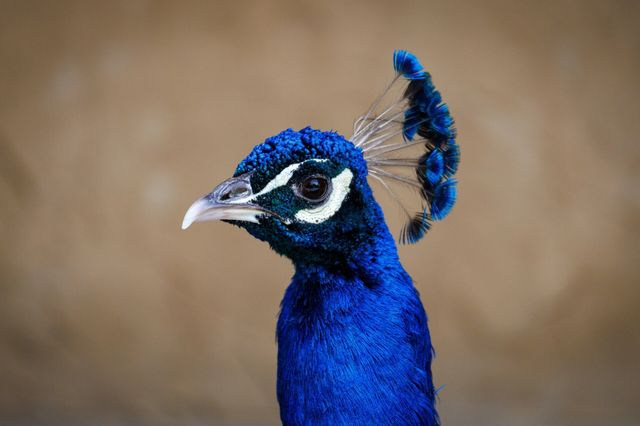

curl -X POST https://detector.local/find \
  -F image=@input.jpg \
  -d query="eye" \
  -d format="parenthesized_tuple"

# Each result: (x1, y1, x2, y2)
(296, 174, 331, 202)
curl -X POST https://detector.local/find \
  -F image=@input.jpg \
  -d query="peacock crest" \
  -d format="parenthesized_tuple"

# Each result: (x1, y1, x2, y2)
(352, 50, 459, 244)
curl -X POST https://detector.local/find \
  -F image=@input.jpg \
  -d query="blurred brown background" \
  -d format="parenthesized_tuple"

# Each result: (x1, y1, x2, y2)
(1, 0, 639, 425)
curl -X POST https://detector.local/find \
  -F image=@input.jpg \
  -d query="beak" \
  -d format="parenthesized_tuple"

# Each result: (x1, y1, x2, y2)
(181, 173, 280, 230)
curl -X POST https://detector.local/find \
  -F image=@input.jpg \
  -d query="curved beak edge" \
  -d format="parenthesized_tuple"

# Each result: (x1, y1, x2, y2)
(181, 198, 264, 230)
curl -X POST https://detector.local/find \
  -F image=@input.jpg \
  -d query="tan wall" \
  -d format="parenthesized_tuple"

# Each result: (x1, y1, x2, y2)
(0, 1, 638, 424)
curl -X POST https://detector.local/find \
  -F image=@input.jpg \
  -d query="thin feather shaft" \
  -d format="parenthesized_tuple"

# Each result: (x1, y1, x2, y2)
(368, 159, 420, 167)
(354, 101, 403, 140)
(369, 167, 421, 189)
(358, 110, 408, 149)
(354, 105, 407, 147)
(368, 173, 413, 219)
(353, 75, 400, 143)
(363, 139, 427, 158)
(360, 126, 411, 152)
(361, 115, 432, 153)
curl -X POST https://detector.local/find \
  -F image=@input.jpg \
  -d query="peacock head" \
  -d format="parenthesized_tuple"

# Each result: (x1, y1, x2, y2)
(182, 50, 460, 264)
(182, 127, 380, 263)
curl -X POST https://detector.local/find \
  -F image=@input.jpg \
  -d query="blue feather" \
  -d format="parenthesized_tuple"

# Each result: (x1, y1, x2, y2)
(393, 50, 426, 80)
(385, 50, 458, 239)
(430, 105, 453, 137)
(430, 178, 457, 221)
(401, 209, 432, 244)
(403, 107, 422, 141)
(442, 141, 460, 177)
(424, 149, 444, 185)
(401, 71, 455, 147)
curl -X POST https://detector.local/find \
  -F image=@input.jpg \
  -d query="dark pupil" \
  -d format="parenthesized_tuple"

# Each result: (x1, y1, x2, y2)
(301, 176, 327, 200)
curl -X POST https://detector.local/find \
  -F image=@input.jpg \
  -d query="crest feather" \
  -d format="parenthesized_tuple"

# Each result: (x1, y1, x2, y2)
(353, 50, 459, 244)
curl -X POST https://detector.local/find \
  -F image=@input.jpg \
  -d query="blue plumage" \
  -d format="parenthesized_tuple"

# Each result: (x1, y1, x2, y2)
(424, 149, 445, 185)
(394, 49, 426, 80)
(389, 50, 459, 233)
(401, 209, 432, 245)
(443, 142, 460, 177)
(430, 179, 458, 221)
(403, 107, 423, 141)
(182, 50, 458, 425)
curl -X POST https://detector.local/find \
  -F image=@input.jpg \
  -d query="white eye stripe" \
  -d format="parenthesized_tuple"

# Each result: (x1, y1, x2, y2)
(225, 158, 353, 225)
(227, 159, 328, 204)
(255, 162, 304, 198)
(295, 168, 353, 224)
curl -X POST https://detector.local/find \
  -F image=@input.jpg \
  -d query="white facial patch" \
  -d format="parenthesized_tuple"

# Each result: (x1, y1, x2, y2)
(223, 158, 352, 225)
(295, 168, 353, 224)
(226, 159, 328, 204)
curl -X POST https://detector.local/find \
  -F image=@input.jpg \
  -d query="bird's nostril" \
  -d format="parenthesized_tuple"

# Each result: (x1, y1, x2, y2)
(220, 183, 251, 201)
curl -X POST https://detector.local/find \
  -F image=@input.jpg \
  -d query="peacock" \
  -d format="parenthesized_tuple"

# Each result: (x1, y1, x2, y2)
(182, 50, 458, 425)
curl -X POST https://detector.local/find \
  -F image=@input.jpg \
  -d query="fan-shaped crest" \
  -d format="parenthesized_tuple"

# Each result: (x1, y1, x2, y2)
(352, 50, 459, 244)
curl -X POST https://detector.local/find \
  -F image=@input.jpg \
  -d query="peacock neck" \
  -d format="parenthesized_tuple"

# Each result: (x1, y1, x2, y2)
(290, 202, 404, 285)
(276, 220, 438, 425)
(282, 226, 412, 349)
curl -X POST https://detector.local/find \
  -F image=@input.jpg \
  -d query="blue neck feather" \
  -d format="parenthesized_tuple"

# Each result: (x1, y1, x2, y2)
(276, 201, 439, 425)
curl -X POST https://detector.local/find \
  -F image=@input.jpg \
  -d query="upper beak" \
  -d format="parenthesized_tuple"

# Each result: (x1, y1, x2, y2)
(181, 173, 277, 230)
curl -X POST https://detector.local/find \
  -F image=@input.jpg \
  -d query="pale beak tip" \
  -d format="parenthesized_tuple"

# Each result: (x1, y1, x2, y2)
(181, 214, 195, 230)
(181, 199, 206, 230)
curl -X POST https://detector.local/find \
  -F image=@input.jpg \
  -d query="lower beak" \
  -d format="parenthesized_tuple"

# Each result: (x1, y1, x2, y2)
(181, 198, 267, 230)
